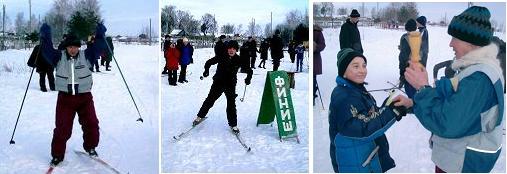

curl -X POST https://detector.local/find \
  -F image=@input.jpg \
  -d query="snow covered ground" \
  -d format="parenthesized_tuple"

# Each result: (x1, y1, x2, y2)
(0, 43, 159, 173)
(313, 26, 506, 172)
(161, 48, 309, 172)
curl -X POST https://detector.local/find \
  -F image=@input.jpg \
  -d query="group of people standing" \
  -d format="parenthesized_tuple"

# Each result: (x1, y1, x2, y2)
(326, 6, 505, 173)
(162, 35, 194, 86)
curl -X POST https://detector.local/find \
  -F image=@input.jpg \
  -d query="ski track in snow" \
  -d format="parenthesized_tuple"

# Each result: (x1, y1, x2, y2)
(162, 48, 309, 172)
(313, 26, 506, 172)
(0, 43, 159, 174)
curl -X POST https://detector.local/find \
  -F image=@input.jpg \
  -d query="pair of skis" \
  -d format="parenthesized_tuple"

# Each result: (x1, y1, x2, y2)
(45, 151, 121, 174)
(172, 117, 251, 152)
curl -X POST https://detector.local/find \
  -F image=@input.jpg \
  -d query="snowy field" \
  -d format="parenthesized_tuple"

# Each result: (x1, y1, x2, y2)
(313, 26, 506, 172)
(0, 43, 159, 173)
(162, 48, 309, 172)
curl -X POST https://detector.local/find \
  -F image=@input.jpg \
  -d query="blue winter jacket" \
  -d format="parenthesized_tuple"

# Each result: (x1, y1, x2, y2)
(180, 44, 194, 65)
(329, 76, 397, 173)
(413, 43, 504, 172)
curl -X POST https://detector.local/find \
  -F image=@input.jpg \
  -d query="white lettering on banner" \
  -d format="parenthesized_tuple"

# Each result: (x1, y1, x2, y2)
(276, 87, 286, 98)
(283, 121, 293, 131)
(274, 75, 293, 132)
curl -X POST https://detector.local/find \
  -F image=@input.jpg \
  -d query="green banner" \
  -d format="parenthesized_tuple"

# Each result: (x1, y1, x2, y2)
(257, 71, 298, 142)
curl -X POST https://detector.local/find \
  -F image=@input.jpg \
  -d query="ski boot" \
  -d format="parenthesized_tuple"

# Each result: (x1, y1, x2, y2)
(50, 157, 63, 166)
(192, 117, 205, 126)
(230, 126, 240, 134)
(86, 148, 98, 157)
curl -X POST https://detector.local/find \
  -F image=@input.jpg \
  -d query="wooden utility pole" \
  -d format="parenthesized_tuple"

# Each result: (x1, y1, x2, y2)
(29, 0, 32, 32)
(2, 4, 5, 50)
(149, 18, 152, 46)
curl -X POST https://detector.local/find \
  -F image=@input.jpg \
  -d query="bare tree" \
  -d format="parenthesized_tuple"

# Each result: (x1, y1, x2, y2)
(200, 13, 217, 36)
(221, 23, 234, 35)
(15, 12, 26, 34)
(337, 7, 347, 16)
(264, 23, 271, 38)
(44, 0, 74, 41)
(235, 24, 242, 35)
(320, 2, 333, 18)
(161, 5, 176, 34)
(286, 9, 304, 29)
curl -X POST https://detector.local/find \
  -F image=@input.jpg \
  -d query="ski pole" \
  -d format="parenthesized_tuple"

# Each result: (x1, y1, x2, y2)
(386, 81, 406, 94)
(315, 79, 325, 110)
(368, 87, 399, 93)
(103, 38, 143, 122)
(240, 85, 247, 102)
(10, 45, 42, 144)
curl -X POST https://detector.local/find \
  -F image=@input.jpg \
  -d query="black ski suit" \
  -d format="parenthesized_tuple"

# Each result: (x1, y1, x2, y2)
(197, 54, 253, 127)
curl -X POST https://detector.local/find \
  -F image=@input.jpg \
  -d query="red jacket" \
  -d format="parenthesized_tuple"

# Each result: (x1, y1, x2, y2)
(165, 47, 180, 70)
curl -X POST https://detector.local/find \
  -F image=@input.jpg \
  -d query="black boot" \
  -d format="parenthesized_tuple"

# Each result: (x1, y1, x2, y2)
(86, 148, 98, 157)
(50, 157, 63, 166)
(230, 126, 240, 134)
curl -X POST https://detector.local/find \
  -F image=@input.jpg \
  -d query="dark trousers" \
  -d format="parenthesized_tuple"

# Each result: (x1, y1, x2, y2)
(273, 59, 280, 71)
(197, 81, 238, 127)
(250, 56, 256, 68)
(39, 71, 55, 90)
(435, 166, 446, 173)
(296, 57, 303, 72)
(105, 60, 111, 70)
(100, 57, 105, 66)
(168, 70, 177, 85)
(179, 65, 188, 82)
(290, 53, 296, 63)
(258, 59, 266, 68)
(313, 75, 317, 105)
(51, 92, 99, 159)
(92, 59, 100, 71)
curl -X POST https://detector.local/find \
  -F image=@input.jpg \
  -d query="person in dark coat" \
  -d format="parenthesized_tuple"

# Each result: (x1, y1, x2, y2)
(161, 35, 171, 74)
(214, 35, 226, 58)
(288, 40, 296, 63)
(270, 29, 284, 71)
(329, 48, 408, 173)
(39, 23, 107, 166)
(193, 40, 253, 134)
(295, 43, 305, 72)
(57, 34, 68, 50)
(248, 36, 259, 69)
(313, 25, 326, 105)
(239, 42, 250, 72)
(398, 19, 419, 98)
(416, 16, 429, 67)
(257, 39, 269, 69)
(86, 35, 101, 72)
(165, 42, 180, 86)
(27, 44, 55, 92)
(178, 37, 193, 83)
(102, 36, 114, 71)
(339, 9, 363, 53)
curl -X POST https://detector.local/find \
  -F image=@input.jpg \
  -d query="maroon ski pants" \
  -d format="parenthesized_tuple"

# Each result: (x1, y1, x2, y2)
(51, 92, 99, 159)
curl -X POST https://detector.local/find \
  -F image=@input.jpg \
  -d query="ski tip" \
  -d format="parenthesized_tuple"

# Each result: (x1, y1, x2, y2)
(247, 147, 252, 152)
(136, 118, 144, 122)
(9, 140, 15, 144)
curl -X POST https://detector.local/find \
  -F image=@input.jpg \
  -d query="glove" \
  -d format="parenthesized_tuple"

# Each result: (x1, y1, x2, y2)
(245, 78, 251, 85)
(203, 69, 209, 77)
(390, 104, 408, 121)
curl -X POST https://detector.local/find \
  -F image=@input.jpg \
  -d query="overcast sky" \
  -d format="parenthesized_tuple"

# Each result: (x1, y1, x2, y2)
(161, 0, 309, 30)
(323, 2, 505, 26)
(1, 0, 159, 36)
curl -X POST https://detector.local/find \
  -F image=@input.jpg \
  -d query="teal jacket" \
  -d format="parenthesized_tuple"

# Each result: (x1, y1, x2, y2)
(413, 43, 504, 172)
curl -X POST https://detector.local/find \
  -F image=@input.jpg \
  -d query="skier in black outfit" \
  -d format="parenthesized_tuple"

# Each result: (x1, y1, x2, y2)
(258, 39, 269, 69)
(193, 40, 253, 134)
(162, 34, 171, 74)
(248, 36, 259, 69)
(270, 30, 284, 71)
(214, 35, 226, 58)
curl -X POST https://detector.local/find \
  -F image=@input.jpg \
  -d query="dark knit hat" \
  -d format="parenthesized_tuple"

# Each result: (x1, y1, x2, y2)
(416, 16, 427, 26)
(350, 9, 360, 17)
(63, 34, 81, 47)
(448, 6, 492, 46)
(225, 40, 239, 50)
(405, 19, 417, 32)
(337, 48, 366, 77)
(219, 35, 226, 39)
